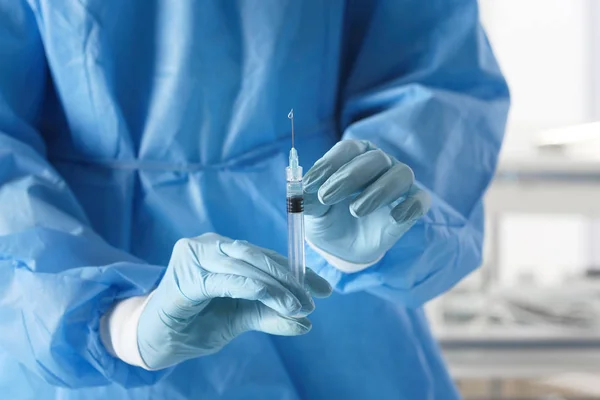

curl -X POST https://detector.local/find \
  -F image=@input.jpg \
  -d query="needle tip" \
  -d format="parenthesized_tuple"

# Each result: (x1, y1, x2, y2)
(288, 109, 295, 148)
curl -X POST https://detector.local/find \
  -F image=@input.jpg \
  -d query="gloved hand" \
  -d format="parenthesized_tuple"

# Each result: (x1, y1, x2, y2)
(303, 140, 431, 266)
(137, 233, 332, 370)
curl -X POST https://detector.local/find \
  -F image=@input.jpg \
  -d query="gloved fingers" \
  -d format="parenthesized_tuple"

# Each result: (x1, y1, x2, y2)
(172, 237, 307, 316)
(255, 247, 288, 265)
(232, 301, 312, 337)
(303, 140, 374, 193)
(303, 190, 330, 217)
(317, 149, 394, 205)
(247, 245, 332, 299)
(219, 256, 312, 317)
(217, 240, 316, 316)
(162, 271, 301, 320)
(349, 163, 414, 217)
(387, 187, 431, 238)
(305, 268, 333, 298)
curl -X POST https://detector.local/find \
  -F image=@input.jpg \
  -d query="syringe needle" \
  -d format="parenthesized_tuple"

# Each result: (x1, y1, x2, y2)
(288, 109, 295, 148)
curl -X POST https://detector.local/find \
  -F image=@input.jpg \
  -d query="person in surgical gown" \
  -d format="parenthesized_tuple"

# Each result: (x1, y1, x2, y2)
(0, 0, 509, 399)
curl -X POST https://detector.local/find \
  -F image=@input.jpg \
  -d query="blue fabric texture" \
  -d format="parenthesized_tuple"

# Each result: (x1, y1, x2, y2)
(0, 0, 509, 398)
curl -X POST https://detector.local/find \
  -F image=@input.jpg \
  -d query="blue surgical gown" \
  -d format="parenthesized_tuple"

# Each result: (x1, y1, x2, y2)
(0, 0, 509, 398)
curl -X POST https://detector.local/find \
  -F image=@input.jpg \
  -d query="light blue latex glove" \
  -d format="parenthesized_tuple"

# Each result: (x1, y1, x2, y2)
(137, 233, 332, 370)
(303, 140, 431, 265)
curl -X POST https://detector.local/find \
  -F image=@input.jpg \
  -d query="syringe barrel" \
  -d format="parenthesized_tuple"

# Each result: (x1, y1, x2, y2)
(286, 174, 305, 285)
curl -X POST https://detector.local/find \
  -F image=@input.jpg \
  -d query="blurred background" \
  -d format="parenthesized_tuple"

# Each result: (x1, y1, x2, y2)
(426, 1, 600, 398)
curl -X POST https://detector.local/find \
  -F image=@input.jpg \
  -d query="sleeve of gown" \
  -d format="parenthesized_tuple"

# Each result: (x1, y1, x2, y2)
(306, 0, 510, 307)
(0, 1, 169, 388)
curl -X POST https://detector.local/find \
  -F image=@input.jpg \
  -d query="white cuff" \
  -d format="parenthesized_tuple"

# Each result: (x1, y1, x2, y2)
(100, 292, 155, 370)
(306, 239, 382, 273)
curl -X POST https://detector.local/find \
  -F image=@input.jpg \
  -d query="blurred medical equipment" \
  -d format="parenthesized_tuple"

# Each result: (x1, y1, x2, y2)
(428, 149, 600, 399)
(286, 110, 306, 285)
(134, 233, 330, 370)
(437, 285, 600, 330)
(433, 278, 600, 399)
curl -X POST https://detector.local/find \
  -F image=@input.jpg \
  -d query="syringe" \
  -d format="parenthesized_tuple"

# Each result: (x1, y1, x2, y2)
(286, 109, 306, 285)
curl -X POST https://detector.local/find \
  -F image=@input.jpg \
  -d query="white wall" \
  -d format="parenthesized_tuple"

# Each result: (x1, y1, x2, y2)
(480, 0, 594, 155)
(478, 0, 599, 287)
(499, 214, 589, 286)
